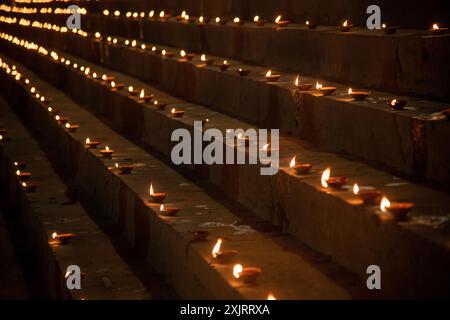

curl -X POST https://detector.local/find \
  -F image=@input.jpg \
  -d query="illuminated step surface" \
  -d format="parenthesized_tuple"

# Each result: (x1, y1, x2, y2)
(1, 48, 449, 298)
(0, 57, 370, 300)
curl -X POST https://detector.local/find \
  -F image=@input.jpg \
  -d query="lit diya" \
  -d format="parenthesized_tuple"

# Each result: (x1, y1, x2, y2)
(128, 86, 140, 97)
(215, 17, 228, 25)
(149, 183, 167, 203)
(180, 50, 195, 61)
(340, 20, 353, 32)
(100, 146, 114, 157)
(40, 96, 51, 104)
(101, 74, 115, 82)
(294, 75, 312, 91)
(138, 89, 153, 103)
(212, 238, 238, 264)
(441, 108, 450, 120)
(348, 88, 369, 101)
(289, 156, 312, 175)
(21, 181, 37, 193)
(380, 196, 414, 221)
(238, 68, 251, 76)
(110, 81, 124, 91)
(161, 50, 175, 58)
(115, 162, 133, 174)
(65, 123, 79, 132)
(220, 60, 230, 71)
(321, 168, 347, 189)
(14, 161, 26, 170)
(200, 54, 215, 66)
(175, 11, 187, 21)
(85, 138, 100, 149)
(388, 99, 408, 111)
(430, 23, 448, 35)
(55, 115, 69, 125)
(265, 70, 281, 82)
(353, 184, 382, 205)
(51, 232, 75, 245)
(153, 100, 167, 110)
(275, 15, 289, 28)
(198, 16, 210, 24)
(171, 108, 185, 118)
(306, 20, 318, 29)
(253, 16, 266, 26)
(47, 106, 59, 115)
(192, 230, 209, 241)
(233, 17, 244, 25)
(160, 204, 179, 217)
(316, 82, 337, 96)
(382, 24, 398, 35)
(233, 264, 261, 284)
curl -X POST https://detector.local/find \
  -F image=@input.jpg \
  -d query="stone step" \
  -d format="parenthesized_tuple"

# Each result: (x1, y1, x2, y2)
(0, 205, 28, 299)
(0, 55, 372, 300)
(1, 27, 449, 185)
(3, 8, 449, 100)
(1, 36, 450, 298)
(0, 98, 152, 300)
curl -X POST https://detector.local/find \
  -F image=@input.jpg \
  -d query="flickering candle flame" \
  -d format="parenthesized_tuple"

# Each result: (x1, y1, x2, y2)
(95, 32, 101, 39)
(105, 146, 110, 151)
(103, 10, 109, 16)
(180, 50, 186, 57)
(131, 40, 137, 47)
(289, 156, 296, 168)
(111, 81, 116, 88)
(149, 10, 155, 18)
(343, 20, 348, 27)
(199, 16, 204, 23)
(85, 138, 90, 144)
(115, 163, 119, 168)
(234, 17, 240, 24)
(212, 238, 222, 258)
(266, 70, 272, 77)
(267, 293, 276, 300)
(162, 50, 167, 56)
(93, 72, 97, 79)
(184, 15, 190, 21)
(140, 89, 145, 98)
(433, 23, 439, 30)
(321, 168, 331, 188)
(295, 75, 300, 86)
(133, 12, 138, 18)
(159, 11, 165, 18)
(126, 12, 132, 18)
(128, 86, 134, 92)
(113, 38, 118, 44)
(160, 204, 165, 211)
(316, 82, 323, 90)
(275, 15, 282, 24)
(52, 232, 58, 239)
(149, 183, 155, 195)
(215, 17, 220, 23)
(254, 16, 260, 22)
(382, 23, 386, 29)
(84, 67, 90, 75)
(152, 46, 157, 52)
(55, 115, 60, 121)
(125, 40, 130, 46)
(171, 108, 176, 114)
(233, 264, 243, 278)
(348, 88, 353, 95)
(306, 20, 310, 26)
(353, 183, 359, 195)
(201, 54, 206, 62)
(65, 123, 70, 128)
(380, 196, 391, 212)
(390, 99, 397, 106)
(16, 170, 20, 176)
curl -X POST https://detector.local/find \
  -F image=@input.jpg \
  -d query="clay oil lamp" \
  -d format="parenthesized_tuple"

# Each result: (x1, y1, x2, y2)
(85, 137, 100, 149)
(388, 99, 407, 111)
(55, 115, 69, 125)
(138, 89, 153, 103)
(201, 54, 215, 66)
(306, 20, 318, 29)
(65, 122, 79, 132)
(21, 181, 37, 193)
(100, 146, 114, 158)
(430, 23, 448, 35)
(180, 50, 195, 61)
(220, 60, 230, 71)
(316, 82, 337, 96)
(265, 70, 281, 82)
(441, 108, 450, 120)
(353, 183, 382, 205)
(171, 108, 185, 118)
(321, 167, 347, 190)
(115, 162, 133, 174)
(51, 232, 75, 245)
(340, 20, 353, 32)
(275, 15, 289, 28)
(238, 68, 251, 76)
(215, 17, 228, 25)
(254, 16, 266, 26)
(289, 156, 312, 175)
(160, 204, 179, 217)
(176, 10, 187, 21)
(14, 161, 26, 170)
(380, 196, 414, 221)
(233, 264, 261, 284)
(294, 75, 312, 91)
(16, 170, 31, 181)
(110, 81, 124, 91)
(149, 183, 167, 203)
(212, 238, 238, 264)
(382, 23, 398, 35)
(161, 49, 175, 58)
(233, 17, 244, 26)
(128, 86, 140, 97)
(348, 88, 369, 101)
(192, 230, 209, 242)
(153, 100, 167, 110)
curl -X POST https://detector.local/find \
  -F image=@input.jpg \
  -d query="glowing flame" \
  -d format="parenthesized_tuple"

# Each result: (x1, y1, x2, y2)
(199, 16, 204, 23)
(433, 23, 439, 30)
(115, 163, 119, 168)
(159, 11, 165, 18)
(343, 20, 348, 27)
(215, 17, 220, 23)
(160, 204, 165, 211)
(306, 20, 310, 26)
(128, 86, 134, 92)
(295, 75, 300, 86)
(275, 15, 282, 23)
(290, 156, 296, 168)
(16, 170, 20, 176)
(131, 40, 137, 47)
(223, 60, 228, 65)
(114, 10, 120, 17)
(140, 89, 145, 98)
(233, 264, 243, 278)
(22, 182, 26, 187)
(212, 238, 222, 258)
(201, 54, 206, 62)
(95, 32, 101, 38)
(316, 82, 323, 90)
(380, 196, 390, 212)
(105, 146, 110, 151)
(103, 10, 109, 16)
(266, 70, 272, 77)
(65, 123, 70, 128)
(181, 10, 186, 18)
(141, 44, 146, 50)
(348, 88, 353, 95)
(55, 115, 60, 121)
(85, 138, 90, 144)
(171, 108, 176, 114)
(149, 183, 154, 196)
(234, 17, 240, 24)
(149, 10, 155, 18)
(353, 183, 359, 195)
(52, 232, 58, 239)
(254, 16, 260, 22)
(382, 23, 386, 29)
(162, 50, 167, 56)
(267, 293, 276, 300)
(111, 81, 116, 88)
(321, 168, 331, 188)
(390, 99, 397, 106)
(180, 50, 186, 57)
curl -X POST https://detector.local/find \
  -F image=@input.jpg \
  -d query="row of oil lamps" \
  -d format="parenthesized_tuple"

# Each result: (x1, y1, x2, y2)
(1, 56, 277, 299)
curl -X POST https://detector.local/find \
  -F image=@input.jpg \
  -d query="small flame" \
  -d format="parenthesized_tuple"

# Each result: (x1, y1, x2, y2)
(306, 20, 310, 25)
(171, 108, 176, 114)
(55, 115, 60, 121)
(128, 86, 134, 92)
(131, 40, 137, 47)
(212, 238, 222, 258)
(95, 32, 101, 38)
(223, 60, 228, 65)
(233, 264, 243, 278)
(321, 168, 331, 188)
(149, 183, 154, 196)
(115, 163, 119, 168)
(181, 10, 186, 18)
(348, 88, 353, 95)
(215, 17, 220, 23)
(105, 146, 110, 151)
(52, 232, 58, 239)
(290, 156, 296, 168)
(433, 23, 439, 30)
(180, 50, 186, 57)
(343, 20, 348, 27)
(140, 89, 145, 98)
(316, 82, 323, 90)
(160, 204, 165, 211)
(275, 15, 282, 23)
(267, 293, 276, 300)
(234, 17, 240, 24)
(382, 23, 386, 29)
(295, 75, 300, 86)
(201, 54, 206, 62)
(353, 183, 359, 195)
(111, 81, 116, 88)
(254, 16, 259, 22)
(380, 196, 390, 212)
(159, 11, 165, 18)
(85, 138, 90, 144)
(16, 170, 21, 176)
(65, 123, 70, 128)
(266, 70, 272, 77)
(162, 49, 166, 56)
(199, 16, 204, 23)
(22, 182, 26, 187)
(390, 99, 397, 106)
